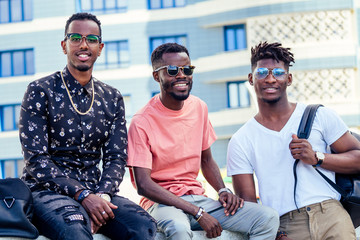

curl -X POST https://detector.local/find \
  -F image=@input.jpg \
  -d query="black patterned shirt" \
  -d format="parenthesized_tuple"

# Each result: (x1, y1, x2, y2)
(20, 67, 127, 198)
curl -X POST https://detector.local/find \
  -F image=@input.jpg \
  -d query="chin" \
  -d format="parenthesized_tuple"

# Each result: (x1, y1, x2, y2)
(76, 65, 91, 72)
(171, 92, 190, 101)
(262, 97, 281, 104)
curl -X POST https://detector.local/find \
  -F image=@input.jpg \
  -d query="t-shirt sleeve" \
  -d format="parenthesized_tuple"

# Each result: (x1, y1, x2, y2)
(226, 130, 254, 176)
(317, 106, 348, 145)
(201, 102, 217, 151)
(127, 115, 153, 169)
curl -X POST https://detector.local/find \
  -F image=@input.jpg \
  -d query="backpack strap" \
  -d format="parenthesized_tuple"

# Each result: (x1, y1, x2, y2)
(293, 104, 323, 211)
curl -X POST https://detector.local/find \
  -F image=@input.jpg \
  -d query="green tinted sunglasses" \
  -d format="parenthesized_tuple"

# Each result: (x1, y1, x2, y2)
(65, 33, 101, 46)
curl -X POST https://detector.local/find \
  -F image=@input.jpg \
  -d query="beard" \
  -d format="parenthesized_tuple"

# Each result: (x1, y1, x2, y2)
(162, 80, 193, 101)
(262, 97, 281, 104)
(75, 64, 91, 72)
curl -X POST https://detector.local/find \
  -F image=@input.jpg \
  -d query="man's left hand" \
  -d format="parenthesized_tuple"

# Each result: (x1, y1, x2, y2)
(218, 192, 244, 216)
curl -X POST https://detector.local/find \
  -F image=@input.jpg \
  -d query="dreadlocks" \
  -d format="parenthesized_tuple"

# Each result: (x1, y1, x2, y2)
(250, 42, 295, 70)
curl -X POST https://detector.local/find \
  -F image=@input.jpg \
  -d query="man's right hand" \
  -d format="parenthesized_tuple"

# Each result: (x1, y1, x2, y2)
(81, 194, 118, 233)
(198, 212, 223, 238)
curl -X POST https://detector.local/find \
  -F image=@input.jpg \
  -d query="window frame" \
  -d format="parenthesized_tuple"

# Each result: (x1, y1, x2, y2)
(227, 81, 250, 109)
(0, 159, 23, 178)
(96, 40, 130, 69)
(224, 24, 247, 51)
(0, 0, 33, 24)
(0, 104, 21, 132)
(149, 35, 187, 60)
(77, 0, 127, 14)
(148, 0, 186, 9)
(0, 49, 34, 77)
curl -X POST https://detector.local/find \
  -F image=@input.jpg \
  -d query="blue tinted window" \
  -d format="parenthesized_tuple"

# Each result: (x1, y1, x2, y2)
(1, 52, 11, 77)
(1, 159, 24, 178)
(224, 24, 247, 51)
(96, 40, 129, 69)
(227, 81, 250, 108)
(0, 1, 10, 23)
(0, 104, 20, 132)
(13, 51, 25, 76)
(149, 35, 187, 58)
(79, 0, 127, 13)
(149, 0, 186, 9)
(0, 49, 34, 77)
(0, 0, 32, 23)
(25, 50, 35, 74)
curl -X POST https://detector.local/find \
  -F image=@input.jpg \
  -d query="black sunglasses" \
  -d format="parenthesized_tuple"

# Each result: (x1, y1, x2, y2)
(154, 65, 195, 76)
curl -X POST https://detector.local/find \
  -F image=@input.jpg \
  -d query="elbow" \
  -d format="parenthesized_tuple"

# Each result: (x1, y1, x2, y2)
(135, 179, 148, 196)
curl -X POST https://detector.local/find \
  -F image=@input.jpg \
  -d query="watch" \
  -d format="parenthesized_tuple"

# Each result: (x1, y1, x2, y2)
(313, 151, 325, 167)
(218, 187, 233, 196)
(96, 193, 111, 202)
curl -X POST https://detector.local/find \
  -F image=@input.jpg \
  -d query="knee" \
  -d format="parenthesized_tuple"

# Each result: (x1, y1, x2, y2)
(164, 220, 192, 239)
(258, 207, 279, 232)
(57, 212, 92, 239)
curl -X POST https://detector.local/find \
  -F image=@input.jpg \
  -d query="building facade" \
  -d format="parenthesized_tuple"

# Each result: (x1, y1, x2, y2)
(1, 0, 360, 178)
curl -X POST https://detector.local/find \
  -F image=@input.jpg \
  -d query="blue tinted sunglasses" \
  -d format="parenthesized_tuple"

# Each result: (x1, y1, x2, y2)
(254, 68, 288, 80)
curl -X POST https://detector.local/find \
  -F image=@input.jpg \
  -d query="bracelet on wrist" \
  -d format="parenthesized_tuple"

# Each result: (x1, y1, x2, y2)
(194, 207, 205, 222)
(77, 189, 93, 203)
(276, 230, 287, 240)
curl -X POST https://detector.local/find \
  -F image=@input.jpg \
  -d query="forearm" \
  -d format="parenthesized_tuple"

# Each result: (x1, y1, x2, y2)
(97, 157, 126, 195)
(141, 180, 199, 215)
(201, 158, 225, 192)
(320, 150, 360, 174)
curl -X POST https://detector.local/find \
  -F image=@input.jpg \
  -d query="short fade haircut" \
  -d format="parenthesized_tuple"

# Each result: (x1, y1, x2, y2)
(250, 42, 295, 71)
(64, 12, 102, 38)
(151, 43, 190, 70)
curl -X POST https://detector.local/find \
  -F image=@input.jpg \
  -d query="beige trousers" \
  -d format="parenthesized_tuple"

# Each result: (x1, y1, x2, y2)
(279, 199, 356, 240)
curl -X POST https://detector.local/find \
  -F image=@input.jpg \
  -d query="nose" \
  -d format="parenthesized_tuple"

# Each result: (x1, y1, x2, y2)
(79, 37, 89, 48)
(264, 70, 276, 82)
(176, 68, 186, 78)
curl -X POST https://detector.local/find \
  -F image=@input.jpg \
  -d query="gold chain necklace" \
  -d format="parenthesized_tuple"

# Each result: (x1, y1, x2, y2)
(60, 71, 95, 115)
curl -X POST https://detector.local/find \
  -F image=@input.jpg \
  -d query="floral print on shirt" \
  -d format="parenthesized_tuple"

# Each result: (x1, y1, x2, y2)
(19, 67, 127, 198)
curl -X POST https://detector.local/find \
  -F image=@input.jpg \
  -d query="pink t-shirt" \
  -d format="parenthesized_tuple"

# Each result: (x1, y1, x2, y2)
(127, 95, 217, 210)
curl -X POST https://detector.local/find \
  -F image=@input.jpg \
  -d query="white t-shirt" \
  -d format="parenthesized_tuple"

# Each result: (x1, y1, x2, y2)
(227, 103, 348, 216)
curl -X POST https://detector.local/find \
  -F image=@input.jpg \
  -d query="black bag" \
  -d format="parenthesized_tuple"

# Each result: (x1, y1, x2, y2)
(0, 178, 39, 238)
(295, 104, 360, 228)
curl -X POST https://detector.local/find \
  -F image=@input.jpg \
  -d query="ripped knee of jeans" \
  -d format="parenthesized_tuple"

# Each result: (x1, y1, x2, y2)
(58, 205, 87, 225)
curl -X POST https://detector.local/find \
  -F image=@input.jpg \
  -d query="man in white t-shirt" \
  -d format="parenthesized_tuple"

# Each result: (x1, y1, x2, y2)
(227, 41, 360, 240)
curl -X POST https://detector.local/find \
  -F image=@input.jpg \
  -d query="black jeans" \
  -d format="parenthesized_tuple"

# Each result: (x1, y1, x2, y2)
(32, 190, 157, 240)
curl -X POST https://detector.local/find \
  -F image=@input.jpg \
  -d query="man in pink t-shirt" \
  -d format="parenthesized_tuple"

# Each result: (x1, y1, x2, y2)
(127, 43, 279, 240)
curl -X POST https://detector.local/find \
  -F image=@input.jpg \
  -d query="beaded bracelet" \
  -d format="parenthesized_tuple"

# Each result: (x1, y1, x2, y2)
(275, 230, 287, 240)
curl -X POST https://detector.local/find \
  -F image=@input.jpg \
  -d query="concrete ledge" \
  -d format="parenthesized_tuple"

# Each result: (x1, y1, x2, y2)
(1, 227, 359, 240)
(0, 230, 246, 240)
(155, 230, 247, 240)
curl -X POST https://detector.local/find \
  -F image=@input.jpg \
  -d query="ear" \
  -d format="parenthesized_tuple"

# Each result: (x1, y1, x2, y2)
(98, 43, 104, 56)
(248, 73, 253, 85)
(153, 71, 160, 83)
(61, 41, 67, 54)
(287, 73, 293, 86)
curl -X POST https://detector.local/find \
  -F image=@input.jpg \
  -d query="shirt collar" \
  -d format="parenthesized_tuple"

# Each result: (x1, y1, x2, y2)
(61, 67, 94, 95)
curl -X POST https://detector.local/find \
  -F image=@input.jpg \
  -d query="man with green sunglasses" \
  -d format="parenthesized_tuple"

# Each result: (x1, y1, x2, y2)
(227, 41, 359, 240)
(19, 12, 156, 240)
(127, 42, 279, 240)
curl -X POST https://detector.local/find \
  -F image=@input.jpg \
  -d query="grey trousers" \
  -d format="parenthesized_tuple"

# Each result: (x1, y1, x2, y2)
(148, 194, 279, 240)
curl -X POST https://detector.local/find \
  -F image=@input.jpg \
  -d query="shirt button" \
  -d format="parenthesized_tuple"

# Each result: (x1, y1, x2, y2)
(82, 122, 85, 125)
